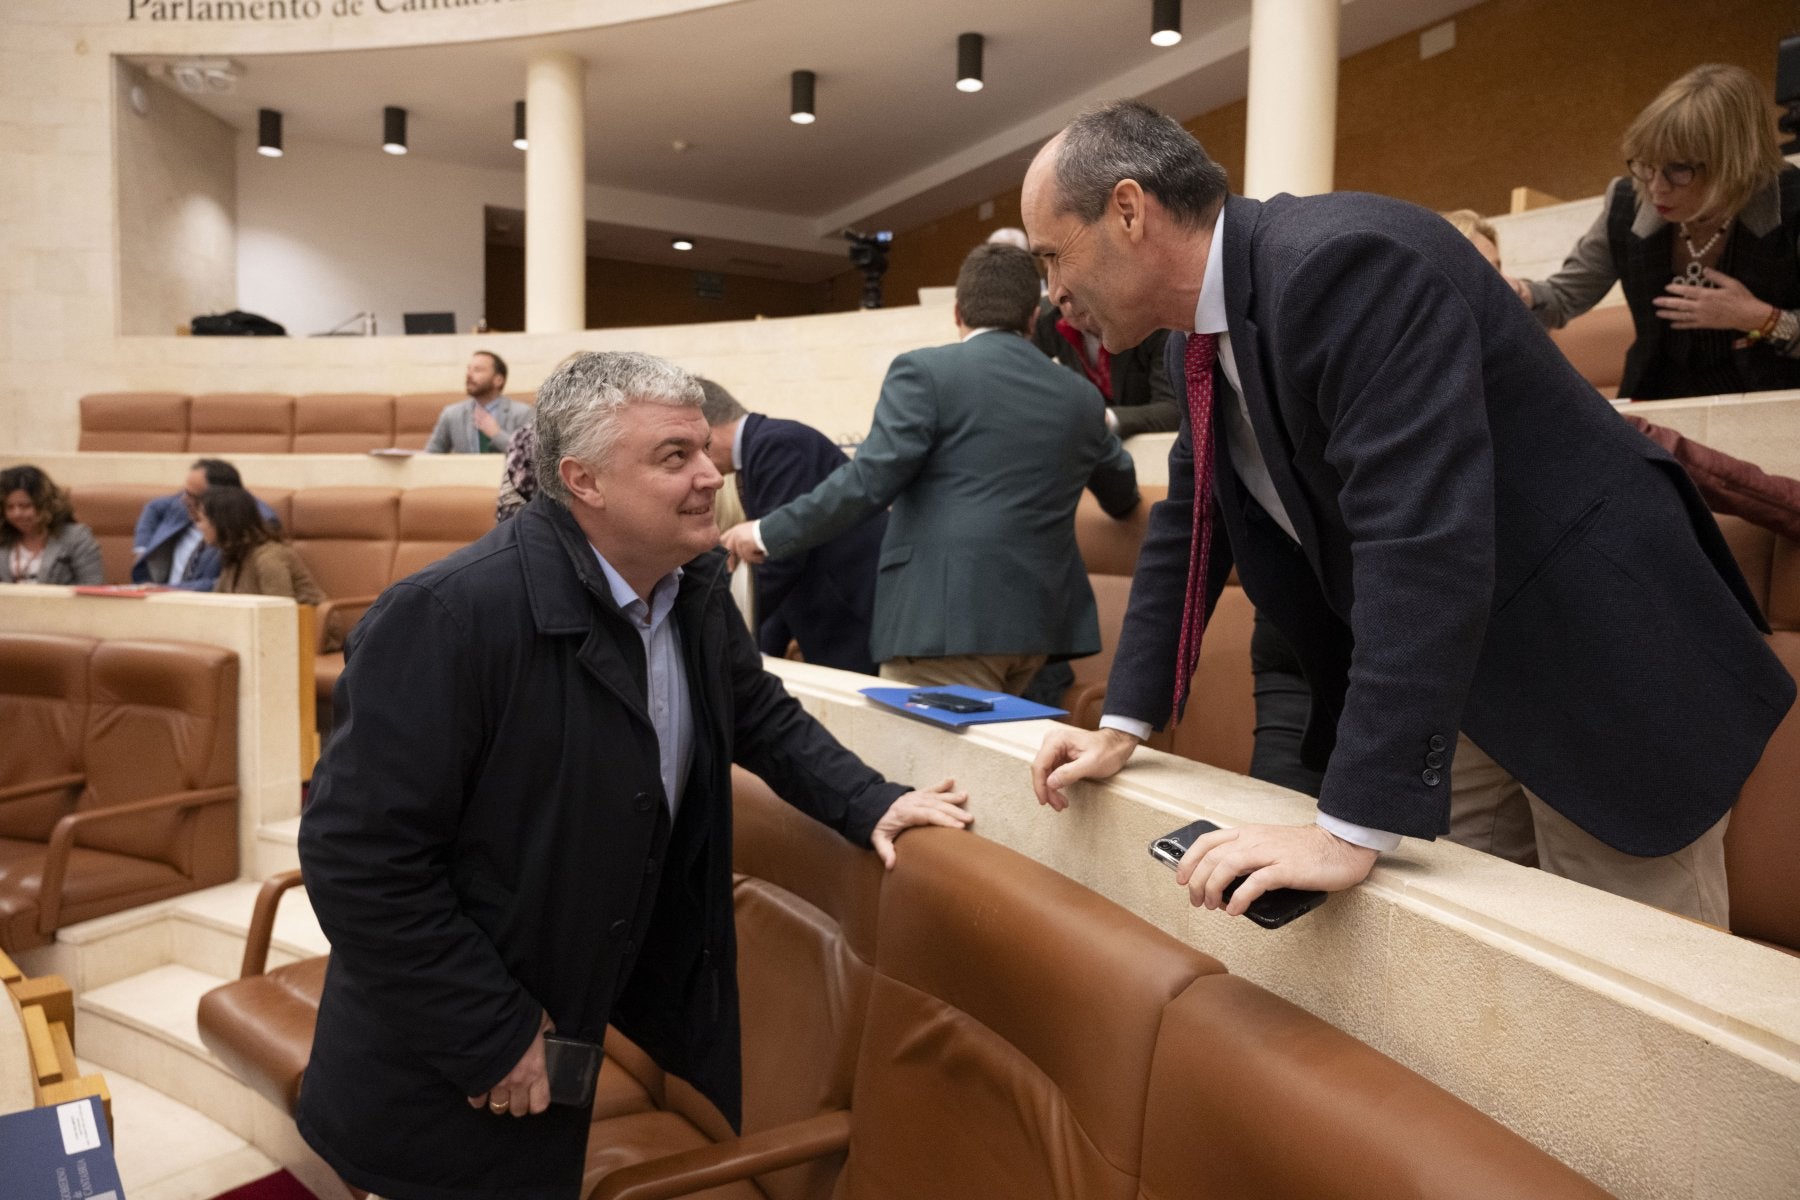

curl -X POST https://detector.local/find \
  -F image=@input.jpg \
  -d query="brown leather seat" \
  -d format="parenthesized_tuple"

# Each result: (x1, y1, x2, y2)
(78, 393, 189, 452)
(0, 638, 239, 951)
(64, 484, 168, 583)
(1139, 973, 1614, 1199)
(1156, 581, 1257, 774)
(1062, 572, 1134, 729)
(391, 488, 496, 580)
(201, 953, 328, 1113)
(1074, 483, 1166, 577)
(0, 634, 95, 840)
(292, 394, 397, 453)
(1547, 304, 1633, 399)
(831, 827, 1223, 1200)
(188, 394, 296, 453)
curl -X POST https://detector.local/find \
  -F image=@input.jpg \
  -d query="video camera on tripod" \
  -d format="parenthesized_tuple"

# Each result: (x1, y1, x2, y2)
(844, 229, 894, 309)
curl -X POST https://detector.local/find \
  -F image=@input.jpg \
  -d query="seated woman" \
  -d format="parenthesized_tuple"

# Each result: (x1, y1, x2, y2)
(0, 464, 104, 585)
(1511, 63, 1800, 400)
(199, 485, 324, 605)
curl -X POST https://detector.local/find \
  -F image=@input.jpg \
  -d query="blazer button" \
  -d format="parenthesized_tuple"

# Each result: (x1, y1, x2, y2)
(1428, 734, 1447, 752)
(1425, 751, 1445, 768)
(610, 919, 630, 938)
(634, 792, 654, 813)
(1421, 769, 1442, 787)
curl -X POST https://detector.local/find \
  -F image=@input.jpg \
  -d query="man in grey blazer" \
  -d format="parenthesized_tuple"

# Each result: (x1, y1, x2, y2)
(722, 243, 1140, 694)
(425, 350, 532, 454)
(1025, 101, 1792, 922)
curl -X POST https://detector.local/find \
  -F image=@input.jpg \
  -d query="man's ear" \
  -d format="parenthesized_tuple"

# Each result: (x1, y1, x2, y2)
(559, 456, 604, 509)
(1112, 179, 1147, 244)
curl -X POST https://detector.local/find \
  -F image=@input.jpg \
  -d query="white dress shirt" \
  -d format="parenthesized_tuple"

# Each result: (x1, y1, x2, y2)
(591, 547, 694, 819)
(1099, 211, 1401, 854)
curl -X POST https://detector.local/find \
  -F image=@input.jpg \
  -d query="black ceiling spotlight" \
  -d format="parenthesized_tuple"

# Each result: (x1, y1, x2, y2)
(513, 100, 527, 150)
(383, 105, 408, 155)
(1151, 0, 1182, 47)
(256, 107, 283, 158)
(957, 33, 985, 93)
(790, 69, 816, 125)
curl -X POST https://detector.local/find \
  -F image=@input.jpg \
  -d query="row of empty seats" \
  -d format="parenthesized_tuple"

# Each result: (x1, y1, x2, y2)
(0, 636, 240, 952)
(78, 390, 534, 454)
(197, 769, 1614, 1200)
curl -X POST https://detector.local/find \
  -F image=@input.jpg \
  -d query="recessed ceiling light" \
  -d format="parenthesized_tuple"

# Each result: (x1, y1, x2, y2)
(672, 238, 695, 252)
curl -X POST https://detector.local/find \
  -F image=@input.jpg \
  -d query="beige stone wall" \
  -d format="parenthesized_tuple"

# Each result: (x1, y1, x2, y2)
(767, 659, 1800, 1200)
(114, 63, 238, 336)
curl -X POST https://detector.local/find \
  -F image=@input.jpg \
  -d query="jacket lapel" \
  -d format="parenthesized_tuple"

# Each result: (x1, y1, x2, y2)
(1219, 194, 1327, 580)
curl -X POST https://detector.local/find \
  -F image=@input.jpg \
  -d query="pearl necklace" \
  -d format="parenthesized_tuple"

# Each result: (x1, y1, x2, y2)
(1678, 220, 1726, 285)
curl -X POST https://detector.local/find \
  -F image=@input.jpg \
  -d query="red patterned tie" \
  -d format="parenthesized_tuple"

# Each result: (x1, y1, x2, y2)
(1170, 332, 1219, 719)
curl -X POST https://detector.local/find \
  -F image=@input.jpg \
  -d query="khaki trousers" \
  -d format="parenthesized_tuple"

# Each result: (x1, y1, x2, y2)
(1448, 733, 1730, 925)
(879, 653, 1048, 696)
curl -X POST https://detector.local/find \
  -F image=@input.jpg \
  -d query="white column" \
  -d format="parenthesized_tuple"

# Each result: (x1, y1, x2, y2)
(525, 51, 586, 333)
(1242, 0, 1339, 200)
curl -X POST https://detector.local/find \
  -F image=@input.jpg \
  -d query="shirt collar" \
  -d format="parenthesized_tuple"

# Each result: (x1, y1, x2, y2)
(960, 326, 1003, 343)
(1192, 207, 1228, 336)
(731, 418, 748, 473)
(478, 395, 505, 413)
(589, 545, 682, 619)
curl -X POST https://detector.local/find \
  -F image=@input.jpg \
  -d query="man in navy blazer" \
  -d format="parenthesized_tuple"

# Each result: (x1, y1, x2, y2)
(1025, 101, 1793, 922)
(132, 458, 278, 590)
(700, 379, 883, 676)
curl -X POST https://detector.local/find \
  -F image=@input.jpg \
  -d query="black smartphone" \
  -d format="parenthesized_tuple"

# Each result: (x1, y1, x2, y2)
(1147, 817, 1328, 929)
(541, 1033, 603, 1108)
(907, 690, 995, 714)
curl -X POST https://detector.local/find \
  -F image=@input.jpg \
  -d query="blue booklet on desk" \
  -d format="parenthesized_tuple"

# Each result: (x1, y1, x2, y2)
(859, 684, 1066, 729)
(0, 1096, 124, 1199)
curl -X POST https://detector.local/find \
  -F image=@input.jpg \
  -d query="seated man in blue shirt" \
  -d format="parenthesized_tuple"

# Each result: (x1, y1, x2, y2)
(132, 458, 279, 590)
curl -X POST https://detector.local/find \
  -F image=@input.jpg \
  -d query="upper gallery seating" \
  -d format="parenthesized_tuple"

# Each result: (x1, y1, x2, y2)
(0, 635, 240, 952)
(198, 769, 1614, 1199)
(78, 391, 535, 453)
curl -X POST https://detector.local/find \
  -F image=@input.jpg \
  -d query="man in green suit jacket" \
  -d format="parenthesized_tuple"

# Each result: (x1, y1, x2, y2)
(722, 243, 1140, 694)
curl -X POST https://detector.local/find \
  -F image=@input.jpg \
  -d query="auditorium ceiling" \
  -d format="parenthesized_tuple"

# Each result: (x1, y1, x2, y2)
(128, 0, 1480, 277)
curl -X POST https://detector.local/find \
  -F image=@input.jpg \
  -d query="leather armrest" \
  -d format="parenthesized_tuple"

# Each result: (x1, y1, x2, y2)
(0, 774, 84, 807)
(588, 1110, 852, 1200)
(315, 595, 379, 650)
(36, 786, 238, 934)
(240, 869, 307, 978)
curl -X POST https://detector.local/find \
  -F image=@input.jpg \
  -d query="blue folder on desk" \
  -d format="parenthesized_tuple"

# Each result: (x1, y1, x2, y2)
(0, 1096, 124, 1200)
(859, 684, 1066, 729)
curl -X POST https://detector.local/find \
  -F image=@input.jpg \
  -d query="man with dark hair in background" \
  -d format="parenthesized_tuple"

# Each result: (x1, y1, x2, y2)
(722, 243, 1140, 695)
(426, 350, 532, 454)
(131, 457, 277, 589)
(699, 378, 884, 676)
(1025, 99, 1792, 923)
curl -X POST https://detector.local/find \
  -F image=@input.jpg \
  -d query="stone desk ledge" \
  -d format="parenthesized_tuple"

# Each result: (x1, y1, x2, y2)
(764, 657, 1800, 1200)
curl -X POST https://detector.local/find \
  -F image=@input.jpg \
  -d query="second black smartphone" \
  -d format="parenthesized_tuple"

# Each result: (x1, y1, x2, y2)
(907, 690, 995, 714)
(1148, 817, 1328, 929)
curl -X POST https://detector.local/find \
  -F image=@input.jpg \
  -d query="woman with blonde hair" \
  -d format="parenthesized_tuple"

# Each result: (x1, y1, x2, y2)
(1513, 63, 1800, 399)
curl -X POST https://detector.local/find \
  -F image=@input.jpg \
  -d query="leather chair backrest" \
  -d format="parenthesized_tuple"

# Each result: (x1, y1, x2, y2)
(1076, 484, 1167, 577)
(394, 393, 463, 450)
(836, 828, 1222, 1200)
(390, 488, 496, 581)
(292, 394, 396, 453)
(0, 633, 95, 840)
(288, 488, 400, 601)
(78, 393, 189, 452)
(188, 394, 296, 453)
(1159, 582, 1257, 775)
(1547, 303, 1633, 399)
(255, 487, 294, 532)
(1138, 974, 1614, 1200)
(79, 640, 237, 871)
(1064, 573, 1136, 728)
(65, 484, 169, 584)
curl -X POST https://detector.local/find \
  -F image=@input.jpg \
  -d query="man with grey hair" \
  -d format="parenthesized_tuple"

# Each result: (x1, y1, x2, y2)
(1023, 100, 1792, 925)
(297, 350, 970, 1199)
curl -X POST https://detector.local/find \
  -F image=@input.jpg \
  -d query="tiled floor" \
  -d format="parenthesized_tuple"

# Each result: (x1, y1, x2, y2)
(80, 1057, 278, 1200)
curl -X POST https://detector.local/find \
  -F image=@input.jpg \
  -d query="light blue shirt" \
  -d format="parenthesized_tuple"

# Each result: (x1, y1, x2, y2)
(1099, 209, 1400, 854)
(170, 524, 206, 584)
(590, 547, 694, 819)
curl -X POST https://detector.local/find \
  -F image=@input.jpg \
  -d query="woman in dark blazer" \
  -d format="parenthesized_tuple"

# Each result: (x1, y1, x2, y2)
(0, 464, 103, 585)
(1515, 63, 1800, 400)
